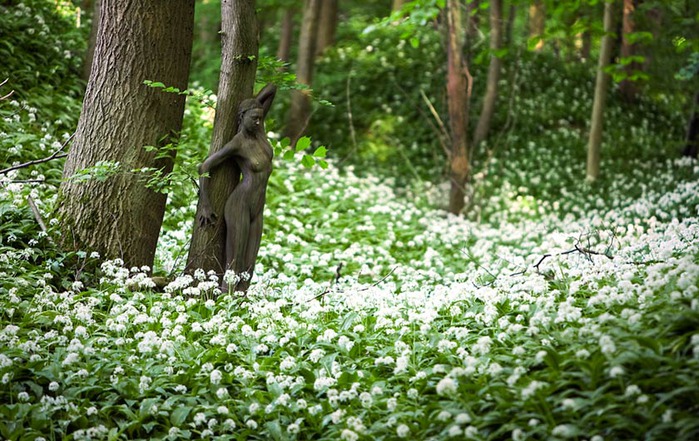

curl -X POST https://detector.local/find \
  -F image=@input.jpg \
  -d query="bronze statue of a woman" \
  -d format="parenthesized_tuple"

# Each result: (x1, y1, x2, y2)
(197, 84, 277, 292)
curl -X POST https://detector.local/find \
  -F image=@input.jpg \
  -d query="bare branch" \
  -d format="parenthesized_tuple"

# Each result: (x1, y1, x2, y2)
(0, 133, 75, 175)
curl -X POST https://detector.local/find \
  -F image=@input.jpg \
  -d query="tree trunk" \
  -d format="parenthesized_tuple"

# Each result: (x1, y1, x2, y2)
(619, 0, 638, 102)
(446, 0, 471, 215)
(284, 0, 321, 146)
(473, 0, 503, 149)
(81, 0, 100, 81)
(186, 0, 259, 274)
(586, 0, 615, 182)
(392, 0, 408, 12)
(58, 0, 194, 268)
(529, 0, 545, 51)
(683, 91, 699, 158)
(504, 3, 516, 46)
(277, 8, 295, 63)
(316, 0, 338, 56)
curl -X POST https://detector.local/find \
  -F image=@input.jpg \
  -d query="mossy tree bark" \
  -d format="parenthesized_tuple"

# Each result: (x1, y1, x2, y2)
(186, 0, 259, 274)
(58, 0, 194, 268)
(473, 0, 503, 149)
(586, 0, 615, 182)
(446, 0, 471, 215)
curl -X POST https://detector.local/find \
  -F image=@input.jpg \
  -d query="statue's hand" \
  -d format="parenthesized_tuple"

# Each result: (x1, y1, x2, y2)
(198, 206, 217, 227)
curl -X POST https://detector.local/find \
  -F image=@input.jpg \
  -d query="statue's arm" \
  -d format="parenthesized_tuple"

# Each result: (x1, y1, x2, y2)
(197, 139, 240, 226)
(256, 83, 277, 118)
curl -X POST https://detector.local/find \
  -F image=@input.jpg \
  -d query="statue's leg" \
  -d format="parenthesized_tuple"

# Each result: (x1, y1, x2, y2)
(236, 212, 263, 292)
(223, 195, 249, 290)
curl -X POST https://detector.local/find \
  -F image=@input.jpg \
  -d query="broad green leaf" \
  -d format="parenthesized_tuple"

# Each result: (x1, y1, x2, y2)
(301, 154, 315, 168)
(170, 406, 192, 426)
(312, 146, 327, 158)
(295, 136, 311, 152)
(283, 150, 295, 161)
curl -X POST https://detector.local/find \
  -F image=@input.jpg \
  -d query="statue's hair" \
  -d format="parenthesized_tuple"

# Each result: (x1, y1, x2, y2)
(237, 98, 263, 132)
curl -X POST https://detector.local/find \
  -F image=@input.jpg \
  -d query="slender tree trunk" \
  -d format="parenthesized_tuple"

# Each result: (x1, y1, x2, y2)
(619, 0, 638, 101)
(529, 0, 545, 51)
(186, 0, 259, 273)
(277, 8, 295, 63)
(580, 29, 591, 60)
(316, 0, 338, 56)
(683, 92, 699, 158)
(446, 0, 471, 215)
(58, 0, 194, 267)
(473, 0, 503, 148)
(586, 0, 615, 182)
(392, 0, 408, 12)
(464, 0, 480, 63)
(504, 3, 516, 46)
(284, 0, 321, 146)
(81, 0, 100, 81)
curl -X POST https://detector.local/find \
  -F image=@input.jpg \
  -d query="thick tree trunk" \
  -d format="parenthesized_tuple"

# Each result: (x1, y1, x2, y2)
(284, 0, 321, 146)
(473, 0, 503, 149)
(586, 0, 615, 182)
(186, 0, 259, 274)
(81, 0, 100, 81)
(446, 0, 470, 215)
(529, 0, 545, 51)
(619, 0, 638, 102)
(277, 8, 295, 63)
(316, 0, 338, 56)
(59, 0, 194, 268)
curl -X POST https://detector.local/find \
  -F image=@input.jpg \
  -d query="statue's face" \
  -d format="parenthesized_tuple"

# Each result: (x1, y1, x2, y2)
(242, 108, 263, 132)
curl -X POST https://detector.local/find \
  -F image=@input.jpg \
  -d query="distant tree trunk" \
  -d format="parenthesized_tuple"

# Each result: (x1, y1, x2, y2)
(392, 0, 408, 12)
(186, 0, 259, 273)
(473, 0, 503, 149)
(446, 0, 471, 215)
(316, 0, 338, 56)
(619, 0, 638, 101)
(58, 0, 194, 267)
(504, 3, 516, 46)
(529, 0, 545, 51)
(683, 92, 699, 158)
(284, 0, 321, 146)
(586, 0, 615, 182)
(580, 29, 591, 60)
(277, 8, 295, 63)
(81, 0, 100, 81)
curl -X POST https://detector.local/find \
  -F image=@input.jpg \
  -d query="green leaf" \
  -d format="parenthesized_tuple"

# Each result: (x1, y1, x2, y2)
(280, 137, 291, 148)
(283, 150, 295, 161)
(318, 160, 329, 169)
(170, 406, 191, 426)
(301, 154, 315, 168)
(410, 37, 420, 48)
(312, 146, 327, 158)
(150, 81, 165, 88)
(295, 136, 311, 152)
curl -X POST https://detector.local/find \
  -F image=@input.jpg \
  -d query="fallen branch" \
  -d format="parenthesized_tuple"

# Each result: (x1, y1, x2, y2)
(0, 133, 75, 175)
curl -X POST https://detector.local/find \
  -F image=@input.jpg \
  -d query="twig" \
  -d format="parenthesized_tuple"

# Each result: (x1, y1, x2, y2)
(0, 133, 75, 175)
(419, 89, 452, 159)
(346, 73, 358, 156)
(0, 78, 14, 100)
(308, 265, 398, 303)
(27, 195, 48, 234)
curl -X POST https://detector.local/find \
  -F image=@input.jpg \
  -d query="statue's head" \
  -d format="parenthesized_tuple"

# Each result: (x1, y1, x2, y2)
(237, 98, 264, 134)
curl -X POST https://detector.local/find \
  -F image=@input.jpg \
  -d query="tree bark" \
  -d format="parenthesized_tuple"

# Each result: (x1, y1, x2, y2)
(81, 0, 100, 81)
(529, 0, 545, 51)
(619, 0, 638, 102)
(446, 0, 471, 215)
(277, 8, 295, 63)
(504, 3, 516, 46)
(58, 0, 194, 268)
(316, 0, 338, 56)
(473, 0, 503, 149)
(683, 92, 699, 158)
(392, 0, 408, 12)
(186, 0, 259, 274)
(586, 0, 615, 182)
(284, 0, 321, 146)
